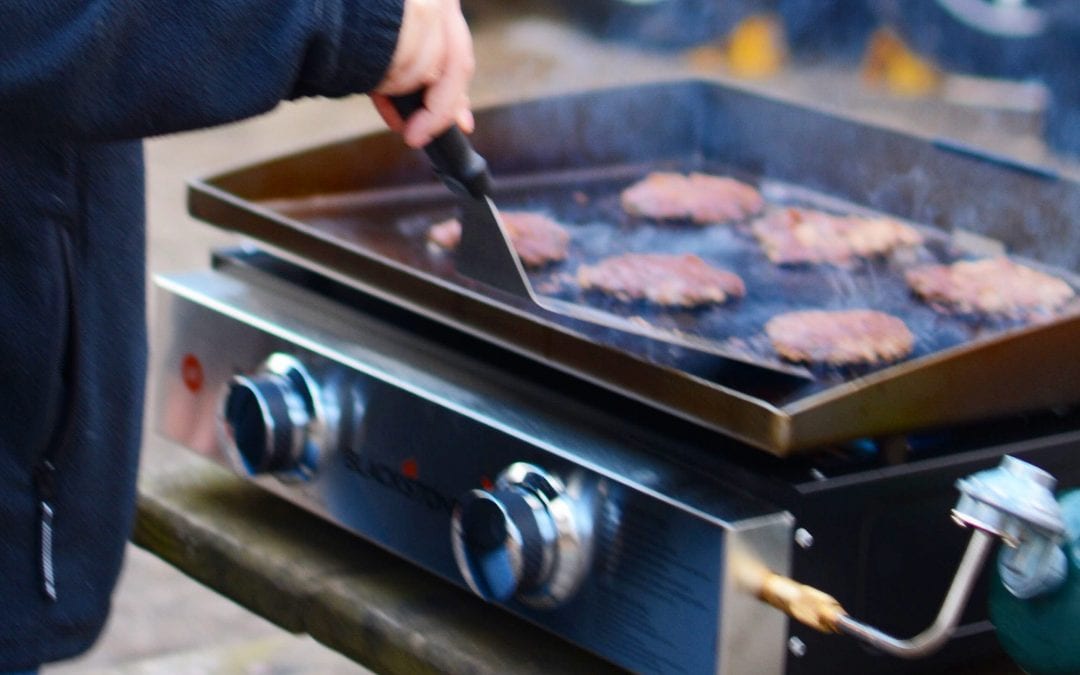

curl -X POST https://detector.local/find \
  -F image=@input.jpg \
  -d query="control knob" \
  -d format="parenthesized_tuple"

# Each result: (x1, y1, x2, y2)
(452, 463, 591, 608)
(218, 353, 324, 481)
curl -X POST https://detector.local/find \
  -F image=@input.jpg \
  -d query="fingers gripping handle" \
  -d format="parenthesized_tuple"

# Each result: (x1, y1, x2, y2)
(390, 93, 492, 199)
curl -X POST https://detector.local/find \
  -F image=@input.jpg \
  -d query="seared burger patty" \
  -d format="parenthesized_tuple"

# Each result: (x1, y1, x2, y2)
(577, 253, 746, 307)
(620, 172, 764, 223)
(765, 309, 915, 366)
(906, 257, 1076, 318)
(427, 211, 571, 268)
(751, 207, 923, 265)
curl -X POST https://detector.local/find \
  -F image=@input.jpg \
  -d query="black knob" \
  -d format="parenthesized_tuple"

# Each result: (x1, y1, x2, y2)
(222, 374, 309, 475)
(452, 487, 556, 602)
(451, 463, 593, 608)
(217, 354, 327, 482)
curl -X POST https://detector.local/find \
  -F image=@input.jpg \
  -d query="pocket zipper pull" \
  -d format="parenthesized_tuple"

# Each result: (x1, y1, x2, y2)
(33, 460, 58, 602)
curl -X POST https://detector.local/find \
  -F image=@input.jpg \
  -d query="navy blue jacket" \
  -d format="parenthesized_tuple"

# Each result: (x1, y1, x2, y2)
(0, 1, 402, 668)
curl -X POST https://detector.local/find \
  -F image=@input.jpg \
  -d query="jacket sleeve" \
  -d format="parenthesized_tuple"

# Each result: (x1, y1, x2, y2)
(0, 0, 403, 140)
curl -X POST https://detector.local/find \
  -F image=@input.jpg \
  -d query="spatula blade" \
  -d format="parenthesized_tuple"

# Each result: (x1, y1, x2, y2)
(455, 195, 533, 299)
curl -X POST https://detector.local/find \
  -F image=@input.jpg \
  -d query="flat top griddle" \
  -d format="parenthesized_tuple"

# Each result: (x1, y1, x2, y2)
(189, 80, 1080, 456)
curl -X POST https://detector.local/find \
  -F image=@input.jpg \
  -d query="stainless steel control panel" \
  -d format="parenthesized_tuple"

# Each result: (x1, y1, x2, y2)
(151, 263, 794, 675)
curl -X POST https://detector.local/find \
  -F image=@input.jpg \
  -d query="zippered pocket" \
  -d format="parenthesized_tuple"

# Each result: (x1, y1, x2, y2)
(32, 222, 80, 602)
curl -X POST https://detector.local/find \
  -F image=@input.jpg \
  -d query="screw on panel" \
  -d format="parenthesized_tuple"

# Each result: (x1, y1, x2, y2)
(795, 528, 814, 549)
(788, 636, 807, 658)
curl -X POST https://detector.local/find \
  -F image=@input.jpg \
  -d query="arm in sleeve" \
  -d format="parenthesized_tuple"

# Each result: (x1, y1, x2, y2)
(0, 0, 403, 140)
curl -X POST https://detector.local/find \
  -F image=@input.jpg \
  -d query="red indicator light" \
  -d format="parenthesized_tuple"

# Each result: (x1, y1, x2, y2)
(479, 476, 494, 492)
(181, 353, 204, 393)
(401, 458, 419, 480)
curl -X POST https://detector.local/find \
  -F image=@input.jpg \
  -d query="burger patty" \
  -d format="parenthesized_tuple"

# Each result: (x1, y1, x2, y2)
(751, 207, 923, 265)
(905, 257, 1076, 318)
(427, 211, 571, 268)
(765, 309, 915, 366)
(576, 253, 746, 307)
(620, 172, 764, 223)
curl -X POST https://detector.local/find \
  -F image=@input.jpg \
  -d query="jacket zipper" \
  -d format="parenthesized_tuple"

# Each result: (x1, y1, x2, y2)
(33, 460, 58, 601)
(32, 222, 79, 602)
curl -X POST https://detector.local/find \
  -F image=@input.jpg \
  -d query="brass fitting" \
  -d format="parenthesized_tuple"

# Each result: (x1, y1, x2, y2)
(758, 572, 847, 634)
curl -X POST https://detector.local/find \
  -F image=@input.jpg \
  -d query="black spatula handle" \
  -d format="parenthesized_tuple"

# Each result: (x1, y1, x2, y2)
(390, 92, 492, 199)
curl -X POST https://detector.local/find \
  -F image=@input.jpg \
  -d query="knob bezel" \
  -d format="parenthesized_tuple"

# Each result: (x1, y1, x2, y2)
(218, 353, 325, 482)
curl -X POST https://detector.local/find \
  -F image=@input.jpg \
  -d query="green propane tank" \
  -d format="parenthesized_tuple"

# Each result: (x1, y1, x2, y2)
(990, 489, 1080, 675)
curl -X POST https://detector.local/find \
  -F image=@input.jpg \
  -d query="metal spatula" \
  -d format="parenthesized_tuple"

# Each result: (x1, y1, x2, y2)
(390, 94, 813, 380)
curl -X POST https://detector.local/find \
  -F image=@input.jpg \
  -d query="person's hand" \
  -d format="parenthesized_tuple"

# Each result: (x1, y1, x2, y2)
(372, 0, 475, 148)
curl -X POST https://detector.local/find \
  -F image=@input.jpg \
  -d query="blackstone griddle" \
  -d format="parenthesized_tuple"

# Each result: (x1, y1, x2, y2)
(155, 80, 1080, 675)
(188, 81, 1080, 456)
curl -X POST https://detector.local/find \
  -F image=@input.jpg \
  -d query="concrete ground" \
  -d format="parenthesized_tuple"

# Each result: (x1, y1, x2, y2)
(36, 1, 1075, 672)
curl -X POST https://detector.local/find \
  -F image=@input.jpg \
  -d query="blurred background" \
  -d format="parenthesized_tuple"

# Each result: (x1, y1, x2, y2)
(42, 0, 1077, 672)
(544, 0, 1077, 159)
